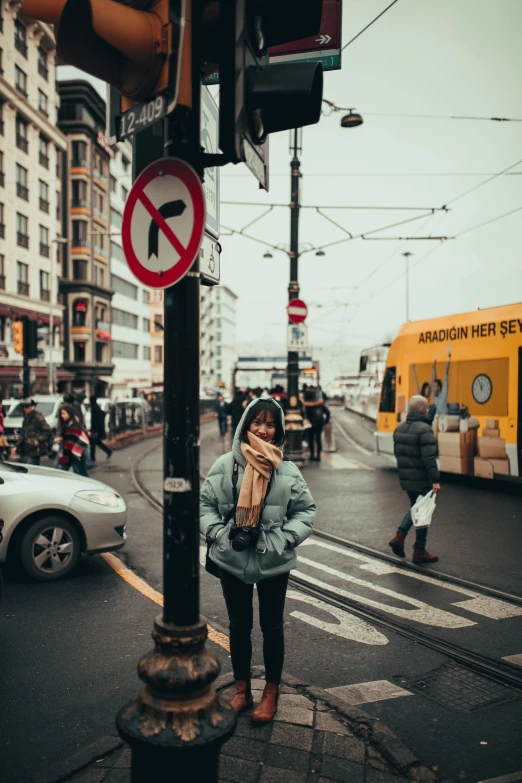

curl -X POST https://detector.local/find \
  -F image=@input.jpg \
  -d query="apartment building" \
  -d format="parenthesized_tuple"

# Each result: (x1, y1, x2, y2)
(57, 79, 114, 396)
(150, 288, 164, 385)
(109, 139, 151, 398)
(213, 285, 237, 397)
(0, 6, 68, 398)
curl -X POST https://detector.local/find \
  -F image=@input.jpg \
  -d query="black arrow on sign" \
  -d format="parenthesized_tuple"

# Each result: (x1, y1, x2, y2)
(148, 199, 186, 259)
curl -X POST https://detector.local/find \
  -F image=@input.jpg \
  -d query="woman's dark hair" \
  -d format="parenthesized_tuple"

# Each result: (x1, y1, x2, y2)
(239, 399, 284, 447)
(60, 403, 79, 425)
(420, 382, 430, 398)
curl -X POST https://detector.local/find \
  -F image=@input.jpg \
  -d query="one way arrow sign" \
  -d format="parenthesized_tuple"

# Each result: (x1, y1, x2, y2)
(315, 34, 331, 45)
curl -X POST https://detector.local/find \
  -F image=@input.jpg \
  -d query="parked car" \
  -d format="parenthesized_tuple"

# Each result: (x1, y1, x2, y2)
(1, 398, 19, 417)
(3, 395, 65, 449)
(0, 460, 126, 581)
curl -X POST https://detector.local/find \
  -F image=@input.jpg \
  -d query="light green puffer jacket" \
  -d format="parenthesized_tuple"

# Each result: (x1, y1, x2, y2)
(200, 398, 316, 584)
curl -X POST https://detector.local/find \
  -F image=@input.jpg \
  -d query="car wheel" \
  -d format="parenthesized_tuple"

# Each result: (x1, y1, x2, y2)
(20, 517, 81, 581)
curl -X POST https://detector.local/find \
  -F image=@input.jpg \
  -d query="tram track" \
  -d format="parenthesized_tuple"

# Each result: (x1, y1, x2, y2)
(130, 441, 522, 695)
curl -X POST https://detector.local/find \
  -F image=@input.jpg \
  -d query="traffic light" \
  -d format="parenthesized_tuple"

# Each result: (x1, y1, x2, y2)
(219, 0, 324, 165)
(13, 321, 24, 355)
(22, 0, 175, 105)
(24, 320, 38, 360)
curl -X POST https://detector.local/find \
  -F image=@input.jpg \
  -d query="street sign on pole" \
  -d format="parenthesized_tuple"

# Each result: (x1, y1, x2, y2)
(270, 0, 342, 71)
(122, 157, 205, 289)
(288, 324, 308, 351)
(200, 233, 221, 286)
(201, 86, 220, 239)
(288, 298, 308, 324)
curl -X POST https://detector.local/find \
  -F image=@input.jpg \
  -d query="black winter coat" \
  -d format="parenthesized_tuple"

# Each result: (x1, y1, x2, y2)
(393, 412, 440, 491)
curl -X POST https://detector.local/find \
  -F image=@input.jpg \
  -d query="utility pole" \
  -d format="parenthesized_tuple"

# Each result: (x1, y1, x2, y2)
(403, 251, 412, 322)
(285, 129, 306, 464)
(22, 316, 30, 399)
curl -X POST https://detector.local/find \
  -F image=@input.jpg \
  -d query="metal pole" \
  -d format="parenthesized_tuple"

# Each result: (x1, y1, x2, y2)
(48, 243, 56, 395)
(22, 316, 30, 399)
(403, 252, 412, 322)
(117, 1, 236, 777)
(284, 128, 306, 465)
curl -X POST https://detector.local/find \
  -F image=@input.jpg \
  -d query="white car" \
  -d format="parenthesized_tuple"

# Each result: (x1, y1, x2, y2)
(3, 395, 65, 449)
(0, 461, 126, 581)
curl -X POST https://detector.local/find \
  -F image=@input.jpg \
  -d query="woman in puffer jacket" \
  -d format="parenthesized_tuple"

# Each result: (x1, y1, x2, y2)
(200, 397, 316, 724)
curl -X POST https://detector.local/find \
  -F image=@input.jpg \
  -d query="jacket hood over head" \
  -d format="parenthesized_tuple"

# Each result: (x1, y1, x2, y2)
(232, 397, 285, 467)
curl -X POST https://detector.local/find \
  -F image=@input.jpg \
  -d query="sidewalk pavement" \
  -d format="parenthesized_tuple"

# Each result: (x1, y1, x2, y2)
(31, 666, 437, 783)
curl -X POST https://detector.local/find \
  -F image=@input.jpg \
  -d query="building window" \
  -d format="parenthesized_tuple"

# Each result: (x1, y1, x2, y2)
(143, 318, 150, 332)
(56, 149, 62, 179)
(112, 340, 138, 359)
(110, 174, 117, 193)
(56, 190, 61, 221)
(73, 259, 88, 281)
(38, 89, 48, 117)
(72, 179, 88, 207)
(17, 261, 29, 296)
(94, 190, 104, 216)
(143, 345, 150, 361)
(94, 264, 105, 287)
(15, 65, 27, 97)
(111, 274, 137, 300)
(154, 290, 162, 302)
(0, 102, 4, 136)
(39, 225, 50, 257)
(142, 290, 149, 304)
(154, 315, 164, 331)
(39, 180, 50, 212)
(154, 346, 163, 364)
(16, 164, 29, 201)
(73, 300, 88, 327)
(16, 213, 29, 248)
(110, 207, 122, 230)
(37, 46, 48, 80)
(94, 231, 106, 256)
(0, 48, 3, 76)
(16, 115, 28, 153)
(0, 254, 5, 290)
(216, 332, 221, 342)
(40, 270, 50, 301)
(121, 155, 130, 172)
(110, 241, 125, 263)
(0, 151, 4, 188)
(112, 308, 138, 329)
(14, 20, 27, 58)
(0, 203, 4, 238)
(0, 315, 5, 341)
(95, 342, 107, 363)
(122, 185, 129, 201)
(72, 140, 88, 168)
(39, 136, 50, 168)
(72, 220, 88, 246)
(73, 342, 86, 363)
(216, 360, 222, 370)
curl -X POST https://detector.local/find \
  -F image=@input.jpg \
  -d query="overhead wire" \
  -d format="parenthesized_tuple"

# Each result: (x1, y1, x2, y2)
(341, 0, 400, 52)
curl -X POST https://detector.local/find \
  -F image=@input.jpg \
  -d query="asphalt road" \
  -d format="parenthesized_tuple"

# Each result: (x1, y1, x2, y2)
(2, 411, 522, 783)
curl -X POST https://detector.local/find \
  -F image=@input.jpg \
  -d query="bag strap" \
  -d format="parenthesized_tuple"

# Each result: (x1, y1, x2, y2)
(223, 459, 239, 523)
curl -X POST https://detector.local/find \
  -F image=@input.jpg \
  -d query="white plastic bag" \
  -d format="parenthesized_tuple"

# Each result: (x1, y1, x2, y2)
(411, 491, 436, 528)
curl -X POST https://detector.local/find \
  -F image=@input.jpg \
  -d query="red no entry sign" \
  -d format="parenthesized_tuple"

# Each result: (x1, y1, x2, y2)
(288, 298, 308, 324)
(122, 158, 205, 289)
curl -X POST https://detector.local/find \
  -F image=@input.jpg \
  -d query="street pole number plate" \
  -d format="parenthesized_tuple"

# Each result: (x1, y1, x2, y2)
(119, 95, 167, 140)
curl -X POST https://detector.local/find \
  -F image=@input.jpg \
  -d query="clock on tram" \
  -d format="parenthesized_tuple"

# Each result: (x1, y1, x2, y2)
(472, 374, 493, 404)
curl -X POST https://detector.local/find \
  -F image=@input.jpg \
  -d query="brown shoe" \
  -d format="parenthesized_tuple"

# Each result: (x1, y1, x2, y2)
(389, 531, 406, 558)
(251, 682, 279, 724)
(229, 680, 253, 713)
(413, 546, 439, 564)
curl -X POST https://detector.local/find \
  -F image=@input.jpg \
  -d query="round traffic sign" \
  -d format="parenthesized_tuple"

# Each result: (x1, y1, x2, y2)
(122, 158, 206, 289)
(288, 298, 308, 324)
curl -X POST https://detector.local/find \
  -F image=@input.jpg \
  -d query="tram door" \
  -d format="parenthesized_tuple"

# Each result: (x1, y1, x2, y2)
(518, 348, 522, 478)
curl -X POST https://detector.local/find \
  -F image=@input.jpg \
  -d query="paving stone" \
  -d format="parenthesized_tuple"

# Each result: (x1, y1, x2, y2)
(280, 685, 298, 694)
(278, 694, 314, 710)
(260, 766, 309, 783)
(270, 722, 314, 751)
(321, 755, 365, 783)
(314, 712, 353, 736)
(69, 769, 108, 783)
(103, 771, 130, 783)
(266, 744, 310, 773)
(316, 702, 330, 711)
(251, 678, 266, 689)
(222, 734, 267, 763)
(274, 705, 314, 727)
(366, 770, 402, 783)
(220, 754, 261, 783)
(322, 734, 365, 764)
(235, 715, 273, 741)
(368, 758, 394, 773)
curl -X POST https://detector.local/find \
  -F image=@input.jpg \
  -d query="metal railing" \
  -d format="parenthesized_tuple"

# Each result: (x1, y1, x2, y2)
(16, 183, 29, 200)
(15, 38, 27, 57)
(39, 197, 49, 213)
(40, 243, 50, 257)
(16, 135, 28, 153)
(17, 281, 29, 296)
(39, 152, 49, 168)
(0, 274, 5, 290)
(17, 233, 29, 248)
(40, 288, 50, 302)
(38, 61, 49, 80)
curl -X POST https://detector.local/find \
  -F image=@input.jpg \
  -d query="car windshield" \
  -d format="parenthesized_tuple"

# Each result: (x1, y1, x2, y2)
(0, 461, 27, 473)
(7, 402, 55, 418)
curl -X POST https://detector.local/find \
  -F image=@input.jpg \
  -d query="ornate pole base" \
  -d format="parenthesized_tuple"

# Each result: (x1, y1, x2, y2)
(284, 407, 307, 467)
(117, 615, 237, 783)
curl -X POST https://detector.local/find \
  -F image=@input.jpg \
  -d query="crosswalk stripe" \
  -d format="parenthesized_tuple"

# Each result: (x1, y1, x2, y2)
(327, 680, 413, 706)
(502, 654, 522, 666)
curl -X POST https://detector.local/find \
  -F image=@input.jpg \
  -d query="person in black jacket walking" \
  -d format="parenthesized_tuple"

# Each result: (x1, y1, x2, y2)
(389, 395, 441, 564)
(89, 396, 112, 463)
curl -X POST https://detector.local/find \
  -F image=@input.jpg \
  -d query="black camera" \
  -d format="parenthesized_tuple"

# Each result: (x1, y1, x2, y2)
(228, 524, 259, 552)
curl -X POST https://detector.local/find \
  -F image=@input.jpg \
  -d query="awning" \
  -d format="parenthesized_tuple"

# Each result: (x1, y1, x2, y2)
(97, 376, 114, 384)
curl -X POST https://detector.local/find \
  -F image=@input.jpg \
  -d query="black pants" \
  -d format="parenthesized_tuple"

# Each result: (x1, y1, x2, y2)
(308, 426, 323, 459)
(90, 433, 111, 462)
(220, 569, 289, 684)
(398, 488, 431, 547)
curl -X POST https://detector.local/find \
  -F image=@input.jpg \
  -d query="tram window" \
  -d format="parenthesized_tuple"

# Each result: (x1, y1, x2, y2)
(380, 367, 396, 413)
(359, 355, 368, 373)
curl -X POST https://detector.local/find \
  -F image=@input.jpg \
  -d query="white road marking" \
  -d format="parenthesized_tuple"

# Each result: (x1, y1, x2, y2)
(327, 680, 413, 706)
(502, 654, 522, 666)
(287, 590, 388, 646)
(333, 417, 374, 457)
(296, 559, 476, 628)
(308, 538, 522, 621)
(322, 452, 375, 471)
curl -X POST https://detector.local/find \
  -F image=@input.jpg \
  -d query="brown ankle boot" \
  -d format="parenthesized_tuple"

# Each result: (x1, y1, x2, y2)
(389, 531, 406, 558)
(251, 682, 279, 724)
(413, 546, 439, 564)
(229, 681, 253, 713)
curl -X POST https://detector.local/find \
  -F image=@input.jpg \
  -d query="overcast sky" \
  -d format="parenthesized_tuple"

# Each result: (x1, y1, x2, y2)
(59, 0, 522, 372)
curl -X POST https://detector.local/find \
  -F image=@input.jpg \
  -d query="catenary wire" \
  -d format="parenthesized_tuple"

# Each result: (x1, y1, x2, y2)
(341, 0, 400, 51)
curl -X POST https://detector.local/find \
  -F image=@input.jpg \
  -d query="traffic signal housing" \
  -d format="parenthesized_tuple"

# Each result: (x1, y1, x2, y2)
(13, 321, 24, 355)
(219, 0, 324, 165)
(24, 320, 38, 360)
(22, 0, 173, 104)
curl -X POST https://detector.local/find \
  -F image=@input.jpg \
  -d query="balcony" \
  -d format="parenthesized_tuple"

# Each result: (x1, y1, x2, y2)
(96, 321, 111, 341)
(16, 183, 29, 201)
(39, 197, 49, 213)
(94, 207, 106, 220)
(15, 38, 28, 58)
(71, 159, 89, 169)
(15, 84, 28, 98)
(17, 281, 29, 296)
(94, 245, 107, 258)
(40, 288, 50, 302)
(0, 223, 5, 238)
(93, 170, 108, 186)
(40, 243, 50, 258)
(16, 135, 28, 153)
(0, 274, 5, 290)
(17, 233, 29, 248)
(72, 199, 89, 209)
(39, 152, 49, 169)
(38, 62, 49, 80)
(0, 172, 4, 187)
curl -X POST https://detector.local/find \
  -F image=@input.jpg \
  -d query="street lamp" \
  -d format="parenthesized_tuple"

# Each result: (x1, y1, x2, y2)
(49, 237, 68, 395)
(322, 99, 364, 128)
(403, 251, 413, 322)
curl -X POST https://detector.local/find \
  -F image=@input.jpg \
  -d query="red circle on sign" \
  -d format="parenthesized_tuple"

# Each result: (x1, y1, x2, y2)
(288, 298, 308, 324)
(122, 158, 206, 289)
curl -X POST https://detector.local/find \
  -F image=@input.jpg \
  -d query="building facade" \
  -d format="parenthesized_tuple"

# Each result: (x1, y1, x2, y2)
(0, 5, 69, 399)
(213, 285, 237, 397)
(149, 288, 164, 385)
(109, 139, 151, 398)
(57, 79, 114, 396)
